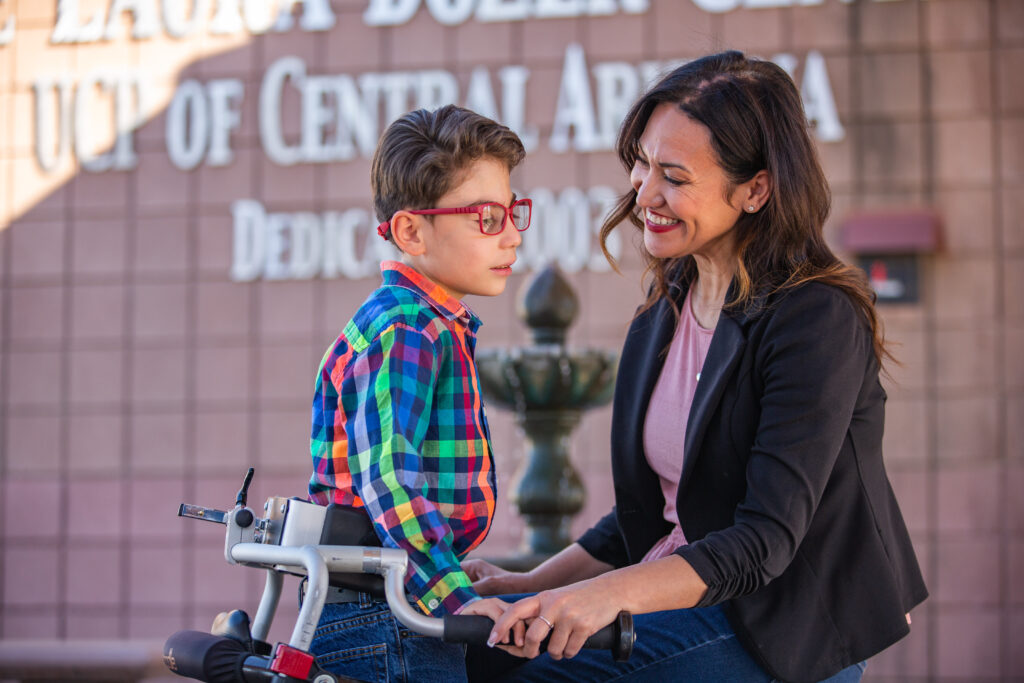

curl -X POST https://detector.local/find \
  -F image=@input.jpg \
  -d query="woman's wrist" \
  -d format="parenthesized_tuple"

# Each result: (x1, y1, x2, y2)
(526, 543, 613, 591)
(591, 555, 708, 614)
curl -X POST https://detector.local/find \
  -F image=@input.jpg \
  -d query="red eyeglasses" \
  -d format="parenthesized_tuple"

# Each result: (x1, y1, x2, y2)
(377, 199, 532, 239)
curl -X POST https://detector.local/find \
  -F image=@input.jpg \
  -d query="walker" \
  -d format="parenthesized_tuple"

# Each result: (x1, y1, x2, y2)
(163, 468, 635, 683)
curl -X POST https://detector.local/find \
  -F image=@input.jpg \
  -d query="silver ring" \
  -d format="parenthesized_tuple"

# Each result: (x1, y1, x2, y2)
(537, 615, 554, 630)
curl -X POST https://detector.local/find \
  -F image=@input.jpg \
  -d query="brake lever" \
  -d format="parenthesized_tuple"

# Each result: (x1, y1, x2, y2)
(178, 504, 228, 525)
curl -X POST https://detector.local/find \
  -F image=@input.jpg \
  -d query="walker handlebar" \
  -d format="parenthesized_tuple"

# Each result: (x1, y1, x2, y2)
(443, 611, 634, 662)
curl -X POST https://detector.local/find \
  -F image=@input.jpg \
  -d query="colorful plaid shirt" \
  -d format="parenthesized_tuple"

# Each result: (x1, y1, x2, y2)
(308, 260, 496, 616)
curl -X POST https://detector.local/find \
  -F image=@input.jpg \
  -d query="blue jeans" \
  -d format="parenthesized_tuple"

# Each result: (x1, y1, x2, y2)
(468, 603, 865, 683)
(310, 593, 467, 683)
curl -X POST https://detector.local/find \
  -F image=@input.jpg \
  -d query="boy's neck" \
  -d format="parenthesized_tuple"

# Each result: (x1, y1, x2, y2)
(385, 260, 468, 316)
(400, 256, 466, 303)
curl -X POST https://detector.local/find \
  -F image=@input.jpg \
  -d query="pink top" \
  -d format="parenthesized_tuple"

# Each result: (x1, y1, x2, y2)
(641, 288, 715, 562)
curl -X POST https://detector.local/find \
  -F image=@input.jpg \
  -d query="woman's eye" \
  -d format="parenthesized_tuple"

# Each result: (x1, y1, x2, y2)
(665, 176, 685, 186)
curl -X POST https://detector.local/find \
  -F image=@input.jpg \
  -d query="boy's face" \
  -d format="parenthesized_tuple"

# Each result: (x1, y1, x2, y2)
(406, 156, 522, 301)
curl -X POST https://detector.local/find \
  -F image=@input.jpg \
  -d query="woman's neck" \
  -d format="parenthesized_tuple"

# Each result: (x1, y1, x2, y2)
(689, 255, 735, 330)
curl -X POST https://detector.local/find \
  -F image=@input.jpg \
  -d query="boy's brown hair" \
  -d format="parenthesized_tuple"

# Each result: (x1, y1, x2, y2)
(371, 105, 526, 241)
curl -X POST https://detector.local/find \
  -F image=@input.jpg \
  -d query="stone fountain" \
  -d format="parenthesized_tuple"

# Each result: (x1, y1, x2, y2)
(477, 264, 618, 565)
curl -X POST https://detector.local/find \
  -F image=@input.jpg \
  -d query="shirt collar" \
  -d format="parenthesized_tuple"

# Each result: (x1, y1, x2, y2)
(380, 260, 480, 329)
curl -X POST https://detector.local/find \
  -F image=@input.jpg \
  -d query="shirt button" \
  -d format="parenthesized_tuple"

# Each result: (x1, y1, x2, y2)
(428, 599, 439, 610)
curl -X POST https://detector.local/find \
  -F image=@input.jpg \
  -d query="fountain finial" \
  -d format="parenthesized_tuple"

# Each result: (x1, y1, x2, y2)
(517, 264, 578, 346)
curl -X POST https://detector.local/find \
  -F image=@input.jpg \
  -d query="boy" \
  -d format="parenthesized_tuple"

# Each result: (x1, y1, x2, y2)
(306, 105, 530, 681)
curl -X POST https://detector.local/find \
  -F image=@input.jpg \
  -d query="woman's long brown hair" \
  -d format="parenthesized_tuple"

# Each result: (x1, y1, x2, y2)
(600, 51, 892, 366)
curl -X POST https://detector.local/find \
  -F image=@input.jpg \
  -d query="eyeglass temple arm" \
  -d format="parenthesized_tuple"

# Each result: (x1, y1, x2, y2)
(408, 207, 479, 216)
(379, 207, 479, 239)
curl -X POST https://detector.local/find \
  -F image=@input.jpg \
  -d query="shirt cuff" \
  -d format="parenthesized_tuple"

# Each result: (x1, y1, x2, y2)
(452, 596, 481, 615)
(418, 584, 480, 617)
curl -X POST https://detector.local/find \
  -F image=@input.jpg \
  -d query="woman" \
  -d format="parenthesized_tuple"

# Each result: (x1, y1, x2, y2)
(465, 51, 927, 683)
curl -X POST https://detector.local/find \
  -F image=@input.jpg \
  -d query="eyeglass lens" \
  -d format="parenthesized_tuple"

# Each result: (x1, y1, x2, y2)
(481, 202, 531, 235)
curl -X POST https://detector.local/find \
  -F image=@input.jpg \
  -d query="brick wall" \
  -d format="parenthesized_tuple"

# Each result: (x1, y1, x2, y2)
(1, 0, 1021, 680)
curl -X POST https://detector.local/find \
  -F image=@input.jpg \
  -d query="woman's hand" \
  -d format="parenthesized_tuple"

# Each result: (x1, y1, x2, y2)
(465, 543, 614, 598)
(462, 559, 532, 596)
(487, 556, 707, 660)
(487, 580, 622, 660)
(458, 597, 526, 647)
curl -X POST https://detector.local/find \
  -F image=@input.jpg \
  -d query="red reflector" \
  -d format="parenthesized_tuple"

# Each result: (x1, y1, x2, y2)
(270, 643, 315, 679)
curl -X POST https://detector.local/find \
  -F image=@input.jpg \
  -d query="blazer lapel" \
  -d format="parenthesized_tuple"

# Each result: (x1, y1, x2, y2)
(680, 310, 747, 487)
(616, 298, 678, 489)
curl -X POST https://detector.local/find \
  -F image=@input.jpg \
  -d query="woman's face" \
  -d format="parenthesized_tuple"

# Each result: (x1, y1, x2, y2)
(630, 103, 745, 265)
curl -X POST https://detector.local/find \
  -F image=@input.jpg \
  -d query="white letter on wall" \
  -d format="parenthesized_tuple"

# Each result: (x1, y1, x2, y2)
(111, 73, 144, 170)
(51, 0, 105, 43)
(301, 75, 336, 162)
(476, 0, 529, 22)
(273, 0, 336, 31)
(324, 209, 374, 279)
(104, 0, 159, 40)
(585, 0, 616, 15)
(231, 199, 266, 281)
(163, 0, 210, 38)
(554, 186, 592, 273)
(74, 71, 116, 172)
(689, 0, 740, 11)
(264, 212, 290, 280)
(243, 0, 276, 33)
(373, 72, 414, 127)
(334, 75, 379, 160)
(549, 44, 598, 153)
(414, 70, 458, 110)
(166, 80, 209, 170)
(800, 50, 844, 142)
(588, 185, 619, 271)
(499, 65, 537, 151)
(0, 0, 15, 45)
(618, 0, 650, 11)
(745, 0, 795, 7)
(207, 79, 244, 166)
(260, 56, 305, 165)
(210, 0, 244, 34)
(593, 61, 638, 149)
(465, 67, 499, 121)
(290, 212, 323, 279)
(33, 77, 73, 172)
(536, 0, 583, 19)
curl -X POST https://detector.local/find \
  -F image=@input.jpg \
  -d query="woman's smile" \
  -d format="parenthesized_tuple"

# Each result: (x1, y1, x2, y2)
(644, 209, 681, 233)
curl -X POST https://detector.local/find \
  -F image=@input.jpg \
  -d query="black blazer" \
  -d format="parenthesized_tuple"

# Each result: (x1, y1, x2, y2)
(578, 279, 927, 683)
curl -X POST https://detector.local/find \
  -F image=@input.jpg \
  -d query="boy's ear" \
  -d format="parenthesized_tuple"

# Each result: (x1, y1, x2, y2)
(389, 211, 427, 255)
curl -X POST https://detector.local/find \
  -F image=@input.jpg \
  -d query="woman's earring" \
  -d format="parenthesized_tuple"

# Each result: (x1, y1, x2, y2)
(747, 205, 756, 212)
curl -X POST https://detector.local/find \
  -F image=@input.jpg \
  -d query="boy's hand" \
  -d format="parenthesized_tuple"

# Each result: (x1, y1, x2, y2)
(462, 559, 530, 596)
(458, 597, 526, 647)
(461, 558, 502, 582)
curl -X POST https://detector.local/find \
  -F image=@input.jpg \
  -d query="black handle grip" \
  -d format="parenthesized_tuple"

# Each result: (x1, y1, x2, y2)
(164, 630, 255, 682)
(443, 611, 635, 662)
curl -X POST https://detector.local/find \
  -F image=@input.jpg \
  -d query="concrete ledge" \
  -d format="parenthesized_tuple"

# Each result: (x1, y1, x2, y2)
(0, 639, 167, 682)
